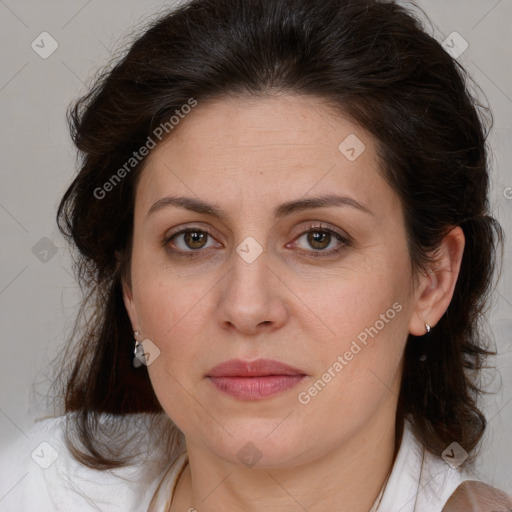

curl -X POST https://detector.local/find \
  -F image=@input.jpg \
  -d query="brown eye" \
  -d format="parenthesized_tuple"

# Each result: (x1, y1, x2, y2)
(290, 223, 351, 258)
(164, 227, 222, 257)
(183, 230, 208, 250)
(307, 230, 332, 250)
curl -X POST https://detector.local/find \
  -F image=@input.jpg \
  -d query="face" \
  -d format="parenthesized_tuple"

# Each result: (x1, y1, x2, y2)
(123, 94, 421, 468)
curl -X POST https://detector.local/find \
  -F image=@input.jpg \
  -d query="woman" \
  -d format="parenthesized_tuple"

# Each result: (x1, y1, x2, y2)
(1, 0, 510, 510)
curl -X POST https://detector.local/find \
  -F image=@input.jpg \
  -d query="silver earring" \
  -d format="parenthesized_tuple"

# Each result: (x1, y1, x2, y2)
(133, 331, 145, 368)
(425, 323, 431, 334)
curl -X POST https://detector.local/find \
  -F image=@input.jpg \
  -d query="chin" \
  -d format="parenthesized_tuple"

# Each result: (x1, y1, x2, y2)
(206, 424, 312, 469)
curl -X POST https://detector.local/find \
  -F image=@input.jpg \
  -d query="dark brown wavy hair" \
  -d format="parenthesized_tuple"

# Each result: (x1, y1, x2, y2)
(54, 0, 503, 469)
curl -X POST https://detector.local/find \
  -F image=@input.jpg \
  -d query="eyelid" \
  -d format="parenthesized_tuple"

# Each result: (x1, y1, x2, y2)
(291, 221, 349, 241)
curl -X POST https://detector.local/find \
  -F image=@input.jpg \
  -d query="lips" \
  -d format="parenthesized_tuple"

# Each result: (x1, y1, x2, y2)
(206, 358, 305, 378)
(206, 359, 307, 400)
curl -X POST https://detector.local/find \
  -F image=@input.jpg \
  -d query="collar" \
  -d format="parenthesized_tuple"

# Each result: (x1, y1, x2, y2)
(149, 418, 473, 512)
(377, 418, 473, 512)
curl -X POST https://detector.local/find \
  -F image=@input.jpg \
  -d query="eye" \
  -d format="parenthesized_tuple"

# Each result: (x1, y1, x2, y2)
(163, 223, 351, 259)
(164, 227, 222, 256)
(290, 223, 350, 257)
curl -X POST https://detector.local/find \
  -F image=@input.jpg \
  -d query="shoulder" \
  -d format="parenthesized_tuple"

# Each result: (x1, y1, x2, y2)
(0, 415, 64, 510)
(378, 417, 511, 512)
(0, 413, 181, 512)
(417, 437, 511, 511)
(441, 480, 512, 512)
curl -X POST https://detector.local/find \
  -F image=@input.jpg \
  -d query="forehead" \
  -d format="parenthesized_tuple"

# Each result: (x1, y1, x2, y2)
(148, 94, 371, 156)
(135, 94, 398, 220)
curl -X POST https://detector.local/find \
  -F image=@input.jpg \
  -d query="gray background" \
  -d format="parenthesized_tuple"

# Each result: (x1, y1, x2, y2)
(1, 0, 511, 492)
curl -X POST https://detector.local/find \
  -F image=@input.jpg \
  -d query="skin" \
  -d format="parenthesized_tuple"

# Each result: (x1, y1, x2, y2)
(122, 94, 465, 512)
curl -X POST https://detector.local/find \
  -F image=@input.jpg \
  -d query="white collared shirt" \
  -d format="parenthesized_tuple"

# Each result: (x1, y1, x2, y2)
(0, 414, 481, 511)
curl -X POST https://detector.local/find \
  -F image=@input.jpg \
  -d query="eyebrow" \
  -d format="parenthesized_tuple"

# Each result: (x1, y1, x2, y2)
(146, 194, 374, 220)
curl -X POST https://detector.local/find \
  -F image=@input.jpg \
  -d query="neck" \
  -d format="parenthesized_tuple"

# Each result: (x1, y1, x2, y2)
(170, 408, 401, 512)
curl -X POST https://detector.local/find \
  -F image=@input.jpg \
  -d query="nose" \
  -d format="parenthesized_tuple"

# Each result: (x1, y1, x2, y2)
(216, 250, 289, 336)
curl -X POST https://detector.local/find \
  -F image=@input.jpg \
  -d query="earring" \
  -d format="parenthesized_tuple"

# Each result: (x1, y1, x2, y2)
(133, 331, 145, 368)
(425, 323, 431, 334)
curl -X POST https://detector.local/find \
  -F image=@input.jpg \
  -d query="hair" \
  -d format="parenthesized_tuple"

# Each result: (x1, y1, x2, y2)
(55, 0, 503, 469)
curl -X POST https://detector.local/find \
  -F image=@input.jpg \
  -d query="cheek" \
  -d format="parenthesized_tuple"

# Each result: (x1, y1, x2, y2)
(295, 257, 410, 350)
(293, 253, 412, 401)
(130, 241, 202, 340)
(130, 250, 219, 374)
(131, 275, 209, 431)
(304, 286, 407, 396)
(134, 281, 205, 364)
(294, 287, 408, 435)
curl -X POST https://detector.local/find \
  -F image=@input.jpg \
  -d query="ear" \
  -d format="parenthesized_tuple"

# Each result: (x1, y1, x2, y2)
(116, 250, 140, 332)
(122, 278, 140, 332)
(409, 226, 465, 336)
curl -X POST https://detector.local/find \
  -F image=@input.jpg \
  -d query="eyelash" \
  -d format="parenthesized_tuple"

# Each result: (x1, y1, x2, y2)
(163, 223, 351, 259)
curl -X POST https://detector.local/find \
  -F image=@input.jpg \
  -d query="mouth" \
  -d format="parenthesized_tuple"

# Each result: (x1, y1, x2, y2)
(206, 359, 307, 400)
